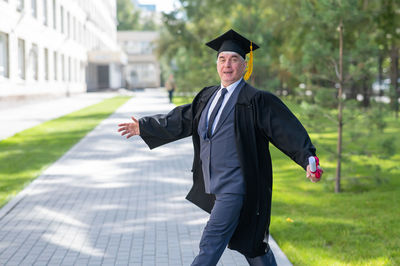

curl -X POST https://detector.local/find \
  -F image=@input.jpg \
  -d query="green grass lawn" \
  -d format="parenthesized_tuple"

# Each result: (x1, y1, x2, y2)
(173, 95, 400, 265)
(270, 104, 400, 266)
(172, 95, 194, 106)
(0, 95, 131, 207)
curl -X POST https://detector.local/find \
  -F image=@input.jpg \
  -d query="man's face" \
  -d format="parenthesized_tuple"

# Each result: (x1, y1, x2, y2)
(217, 52, 247, 87)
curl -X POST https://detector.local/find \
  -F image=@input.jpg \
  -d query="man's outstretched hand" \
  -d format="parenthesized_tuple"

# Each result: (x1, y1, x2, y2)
(118, 116, 140, 138)
(306, 165, 323, 183)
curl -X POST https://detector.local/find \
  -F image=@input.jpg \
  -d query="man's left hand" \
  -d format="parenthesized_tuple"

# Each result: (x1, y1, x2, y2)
(306, 165, 323, 183)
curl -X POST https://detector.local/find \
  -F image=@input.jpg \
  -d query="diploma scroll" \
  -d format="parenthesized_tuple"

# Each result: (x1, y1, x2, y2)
(308, 156, 322, 179)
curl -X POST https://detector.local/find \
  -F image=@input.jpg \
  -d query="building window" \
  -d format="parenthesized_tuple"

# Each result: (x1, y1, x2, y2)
(67, 12, 70, 38)
(16, 0, 24, 12)
(78, 61, 81, 82)
(72, 17, 76, 41)
(31, 44, 38, 80)
(76, 22, 80, 43)
(44, 48, 49, 80)
(80, 61, 84, 82)
(18, 39, 25, 80)
(52, 0, 56, 30)
(74, 59, 77, 82)
(0, 32, 9, 78)
(68, 56, 71, 82)
(72, 58, 75, 82)
(53, 51, 57, 80)
(131, 63, 156, 83)
(125, 41, 153, 55)
(42, 0, 48, 25)
(31, 0, 37, 18)
(61, 54, 65, 81)
(60, 6, 64, 33)
(83, 25, 86, 45)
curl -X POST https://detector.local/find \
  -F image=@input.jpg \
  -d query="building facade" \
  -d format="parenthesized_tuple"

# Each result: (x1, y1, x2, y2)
(117, 31, 160, 89)
(0, 0, 125, 100)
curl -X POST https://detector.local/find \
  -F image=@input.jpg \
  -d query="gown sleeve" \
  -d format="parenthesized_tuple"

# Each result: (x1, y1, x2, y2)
(138, 103, 193, 149)
(255, 91, 316, 170)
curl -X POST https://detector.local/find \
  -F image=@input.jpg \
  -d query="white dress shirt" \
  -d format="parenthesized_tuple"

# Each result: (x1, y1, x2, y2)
(207, 78, 243, 135)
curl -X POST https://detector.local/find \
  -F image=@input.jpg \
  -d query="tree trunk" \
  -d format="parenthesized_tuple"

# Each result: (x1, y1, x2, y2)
(348, 82, 357, 100)
(362, 77, 370, 107)
(390, 44, 399, 118)
(378, 53, 384, 98)
(335, 21, 344, 193)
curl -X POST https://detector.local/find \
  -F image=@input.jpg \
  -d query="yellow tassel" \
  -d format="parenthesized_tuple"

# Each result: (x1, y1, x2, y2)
(244, 42, 253, 81)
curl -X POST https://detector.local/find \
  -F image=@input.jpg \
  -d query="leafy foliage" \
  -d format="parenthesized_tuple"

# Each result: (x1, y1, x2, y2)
(157, 0, 399, 193)
(156, 0, 399, 108)
(117, 0, 158, 31)
(117, 0, 141, 30)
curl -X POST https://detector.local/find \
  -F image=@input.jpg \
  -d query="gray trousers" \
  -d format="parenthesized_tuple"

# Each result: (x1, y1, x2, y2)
(191, 194, 277, 266)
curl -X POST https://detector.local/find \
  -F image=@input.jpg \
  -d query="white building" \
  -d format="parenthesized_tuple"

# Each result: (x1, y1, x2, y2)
(0, 0, 125, 100)
(118, 31, 160, 89)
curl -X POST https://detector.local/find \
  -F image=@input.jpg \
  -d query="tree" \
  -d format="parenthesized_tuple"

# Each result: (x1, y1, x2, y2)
(336, 21, 344, 193)
(117, 0, 141, 31)
(376, 0, 400, 118)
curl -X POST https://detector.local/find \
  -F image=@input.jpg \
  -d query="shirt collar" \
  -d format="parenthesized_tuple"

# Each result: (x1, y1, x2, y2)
(221, 78, 243, 93)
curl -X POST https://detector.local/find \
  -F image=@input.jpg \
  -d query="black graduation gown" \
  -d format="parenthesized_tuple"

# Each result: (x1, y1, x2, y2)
(138, 82, 316, 258)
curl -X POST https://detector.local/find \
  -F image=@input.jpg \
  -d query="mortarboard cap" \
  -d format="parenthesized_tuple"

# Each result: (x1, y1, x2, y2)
(205, 29, 259, 59)
(206, 29, 259, 80)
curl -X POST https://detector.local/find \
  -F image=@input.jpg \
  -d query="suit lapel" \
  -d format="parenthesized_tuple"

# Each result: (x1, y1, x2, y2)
(193, 85, 220, 126)
(198, 87, 219, 139)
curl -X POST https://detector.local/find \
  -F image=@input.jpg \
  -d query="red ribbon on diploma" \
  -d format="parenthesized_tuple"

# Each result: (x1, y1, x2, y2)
(309, 156, 322, 179)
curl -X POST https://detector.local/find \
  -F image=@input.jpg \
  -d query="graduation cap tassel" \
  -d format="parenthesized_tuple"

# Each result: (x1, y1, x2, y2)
(244, 42, 253, 81)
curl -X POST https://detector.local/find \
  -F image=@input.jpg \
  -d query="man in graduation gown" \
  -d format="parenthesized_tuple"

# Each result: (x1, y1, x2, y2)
(118, 29, 323, 266)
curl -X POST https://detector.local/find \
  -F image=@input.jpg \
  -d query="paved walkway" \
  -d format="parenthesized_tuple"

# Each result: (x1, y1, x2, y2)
(0, 89, 291, 265)
(0, 92, 122, 141)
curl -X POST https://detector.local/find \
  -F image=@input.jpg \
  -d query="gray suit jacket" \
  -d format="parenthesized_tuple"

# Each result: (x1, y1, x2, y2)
(197, 80, 246, 194)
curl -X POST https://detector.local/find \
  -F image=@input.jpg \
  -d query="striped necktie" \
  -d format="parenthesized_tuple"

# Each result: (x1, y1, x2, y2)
(207, 87, 228, 138)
